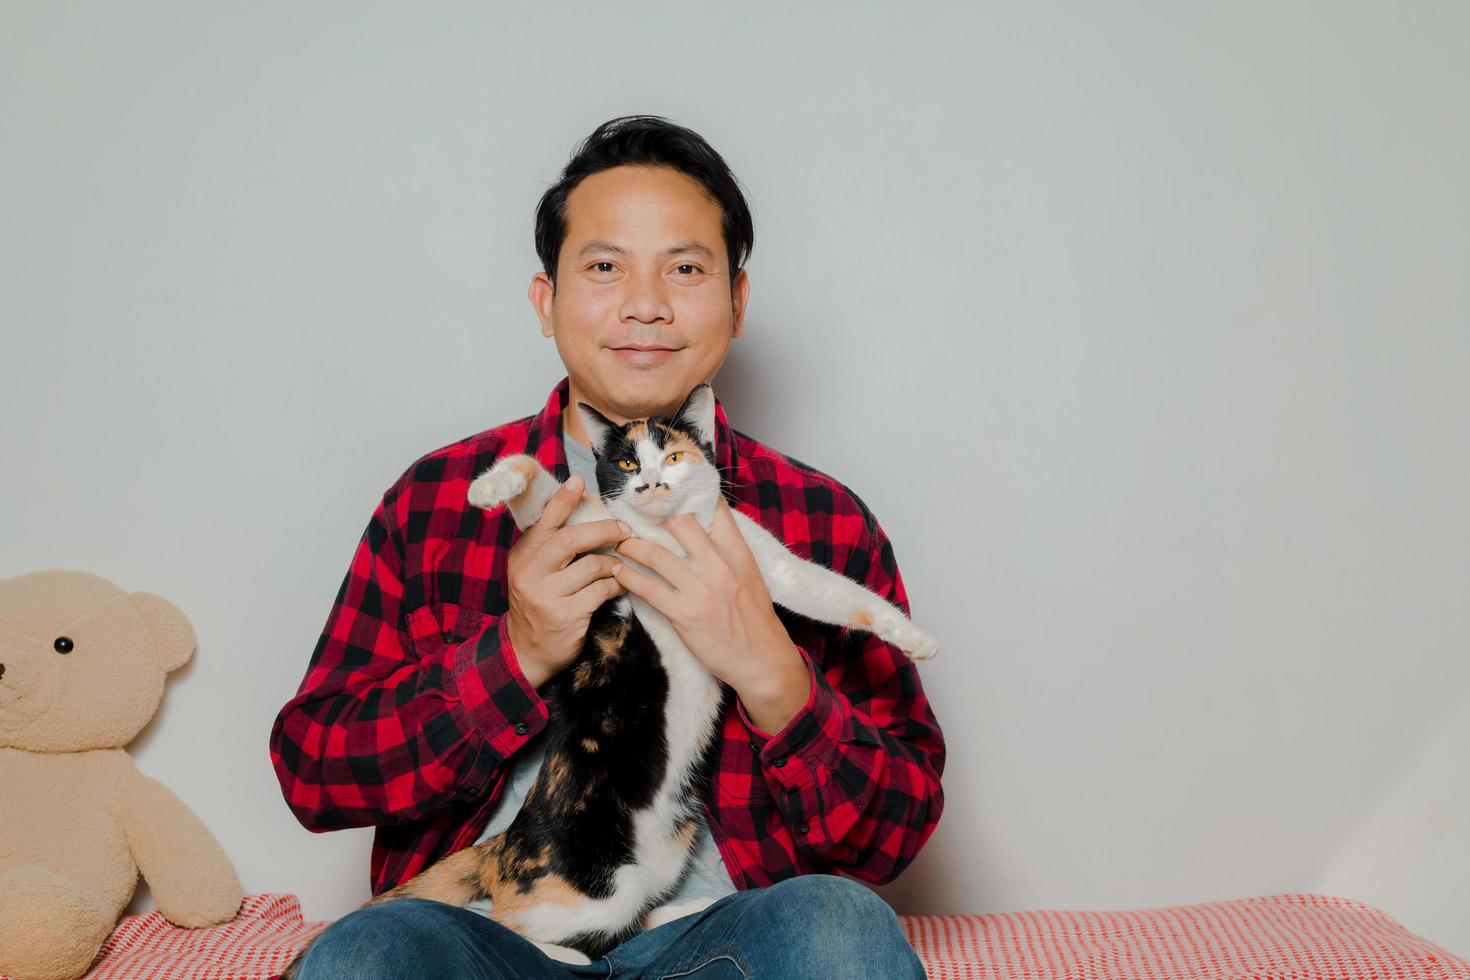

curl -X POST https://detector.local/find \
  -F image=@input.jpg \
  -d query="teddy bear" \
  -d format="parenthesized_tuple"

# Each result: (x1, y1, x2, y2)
(0, 570, 242, 980)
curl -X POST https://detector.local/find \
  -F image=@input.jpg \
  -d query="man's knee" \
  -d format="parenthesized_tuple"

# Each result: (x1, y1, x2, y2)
(297, 900, 446, 980)
(766, 874, 896, 930)
(746, 875, 924, 977)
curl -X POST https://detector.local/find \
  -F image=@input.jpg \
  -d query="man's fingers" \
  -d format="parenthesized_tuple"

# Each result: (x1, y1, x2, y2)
(570, 573, 627, 614)
(526, 475, 584, 538)
(547, 520, 632, 568)
(552, 554, 623, 596)
(663, 513, 724, 568)
(709, 499, 760, 576)
(611, 561, 679, 613)
(615, 536, 693, 590)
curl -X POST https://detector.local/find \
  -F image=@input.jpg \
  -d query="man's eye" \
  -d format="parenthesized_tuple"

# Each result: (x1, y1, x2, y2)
(616, 459, 639, 472)
(592, 262, 616, 273)
(674, 264, 701, 275)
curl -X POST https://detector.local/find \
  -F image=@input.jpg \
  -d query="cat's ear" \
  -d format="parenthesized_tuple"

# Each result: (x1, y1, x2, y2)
(576, 402, 617, 455)
(673, 384, 717, 448)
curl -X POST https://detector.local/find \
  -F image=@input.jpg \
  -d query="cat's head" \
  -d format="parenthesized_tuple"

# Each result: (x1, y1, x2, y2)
(576, 384, 720, 525)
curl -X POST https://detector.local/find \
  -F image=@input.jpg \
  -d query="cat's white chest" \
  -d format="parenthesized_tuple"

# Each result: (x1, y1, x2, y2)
(615, 591, 724, 902)
(627, 596, 723, 784)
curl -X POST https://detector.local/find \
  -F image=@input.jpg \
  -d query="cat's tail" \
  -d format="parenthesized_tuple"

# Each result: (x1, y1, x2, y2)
(278, 841, 499, 978)
(364, 842, 492, 908)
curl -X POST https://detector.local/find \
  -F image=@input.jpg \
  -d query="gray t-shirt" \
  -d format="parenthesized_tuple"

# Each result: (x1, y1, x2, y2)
(466, 435, 736, 917)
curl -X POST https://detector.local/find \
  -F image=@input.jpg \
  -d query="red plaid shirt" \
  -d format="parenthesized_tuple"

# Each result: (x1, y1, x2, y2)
(270, 378, 945, 895)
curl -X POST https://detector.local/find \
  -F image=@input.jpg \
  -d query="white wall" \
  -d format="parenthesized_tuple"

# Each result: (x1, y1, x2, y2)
(3, 0, 1466, 958)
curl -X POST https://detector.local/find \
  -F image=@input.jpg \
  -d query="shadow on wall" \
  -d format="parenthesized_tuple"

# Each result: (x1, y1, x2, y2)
(1312, 684, 1470, 954)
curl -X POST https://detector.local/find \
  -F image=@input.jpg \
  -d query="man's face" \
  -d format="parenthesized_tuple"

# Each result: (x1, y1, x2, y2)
(529, 165, 750, 440)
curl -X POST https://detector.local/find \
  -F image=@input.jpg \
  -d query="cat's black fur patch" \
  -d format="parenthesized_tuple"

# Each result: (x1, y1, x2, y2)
(584, 410, 716, 492)
(579, 384, 715, 484)
(498, 601, 670, 906)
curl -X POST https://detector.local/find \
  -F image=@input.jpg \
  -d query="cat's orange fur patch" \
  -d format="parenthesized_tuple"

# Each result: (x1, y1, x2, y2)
(573, 778, 598, 814)
(498, 840, 551, 884)
(654, 425, 703, 459)
(572, 659, 594, 691)
(509, 457, 540, 497)
(490, 871, 585, 930)
(594, 621, 629, 663)
(542, 754, 571, 795)
(373, 844, 483, 907)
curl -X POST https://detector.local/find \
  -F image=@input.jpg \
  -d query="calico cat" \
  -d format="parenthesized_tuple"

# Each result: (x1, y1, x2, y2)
(282, 385, 935, 976)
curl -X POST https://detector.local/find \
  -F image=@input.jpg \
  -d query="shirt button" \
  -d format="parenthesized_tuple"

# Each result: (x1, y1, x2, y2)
(442, 631, 454, 642)
(798, 823, 810, 835)
(514, 722, 528, 735)
(774, 756, 787, 768)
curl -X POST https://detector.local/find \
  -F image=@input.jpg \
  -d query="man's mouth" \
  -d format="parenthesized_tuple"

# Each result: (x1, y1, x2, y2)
(608, 344, 681, 366)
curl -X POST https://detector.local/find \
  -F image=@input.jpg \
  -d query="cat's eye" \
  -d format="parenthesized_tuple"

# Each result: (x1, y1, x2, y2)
(54, 636, 74, 654)
(616, 459, 639, 472)
(665, 451, 684, 465)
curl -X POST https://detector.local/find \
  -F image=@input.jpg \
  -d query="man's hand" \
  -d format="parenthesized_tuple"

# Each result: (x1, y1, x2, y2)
(613, 499, 810, 733)
(503, 475, 631, 689)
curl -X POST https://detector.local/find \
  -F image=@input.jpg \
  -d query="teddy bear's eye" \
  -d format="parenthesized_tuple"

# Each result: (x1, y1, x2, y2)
(54, 636, 74, 654)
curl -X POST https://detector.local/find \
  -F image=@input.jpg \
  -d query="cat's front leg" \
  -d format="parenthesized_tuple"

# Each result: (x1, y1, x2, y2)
(856, 606, 940, 661)
(731, 509, 939, 660)
(467, 455, 562, 530)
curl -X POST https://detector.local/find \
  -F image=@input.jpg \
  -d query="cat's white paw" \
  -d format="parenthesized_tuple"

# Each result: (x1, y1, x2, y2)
(468, 458, 531, 511)
(874, 614, 939, 660)
(533, 940, 592, 965)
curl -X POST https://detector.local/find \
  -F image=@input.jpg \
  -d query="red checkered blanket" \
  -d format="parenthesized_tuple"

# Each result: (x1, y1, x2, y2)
(3, 892, 1465, 979)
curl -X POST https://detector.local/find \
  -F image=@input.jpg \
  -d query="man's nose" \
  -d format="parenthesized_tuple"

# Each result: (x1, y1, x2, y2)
(620, 269, 673, 323)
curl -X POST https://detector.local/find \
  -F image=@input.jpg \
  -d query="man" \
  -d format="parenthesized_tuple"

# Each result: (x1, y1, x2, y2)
(271, 115, 944, 978)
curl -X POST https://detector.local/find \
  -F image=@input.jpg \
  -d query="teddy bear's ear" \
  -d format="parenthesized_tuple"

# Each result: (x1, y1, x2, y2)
(129, 591, 197, 674)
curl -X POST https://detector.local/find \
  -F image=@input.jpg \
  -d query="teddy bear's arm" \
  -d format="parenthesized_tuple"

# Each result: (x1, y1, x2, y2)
(120, 771, 242, 928)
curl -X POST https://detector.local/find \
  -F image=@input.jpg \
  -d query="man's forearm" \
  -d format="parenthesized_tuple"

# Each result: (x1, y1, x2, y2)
(730, 640, 812, 734)
(737, 639, 945, 884)
(271, 616, 546, 830)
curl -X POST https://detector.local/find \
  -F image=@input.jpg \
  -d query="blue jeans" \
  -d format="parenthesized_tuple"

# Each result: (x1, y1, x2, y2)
(295, 874, 925, 979)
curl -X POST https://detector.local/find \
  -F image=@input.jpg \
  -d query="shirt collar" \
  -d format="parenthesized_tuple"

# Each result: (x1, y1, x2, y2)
(527, 377, 739, 484)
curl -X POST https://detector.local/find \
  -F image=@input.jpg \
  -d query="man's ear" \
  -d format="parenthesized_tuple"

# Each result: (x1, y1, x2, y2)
(529, 272, 555, 338)
(673, 384, 717, 448)
(576, 403, 618, 454)
(730, 266, 750, 340)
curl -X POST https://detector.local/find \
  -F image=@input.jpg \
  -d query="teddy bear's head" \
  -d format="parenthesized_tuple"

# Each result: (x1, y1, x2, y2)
(0, 570, 195, 752)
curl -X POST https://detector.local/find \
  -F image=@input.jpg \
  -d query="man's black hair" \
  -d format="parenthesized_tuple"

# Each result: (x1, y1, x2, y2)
(534, 115, 754, 290)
